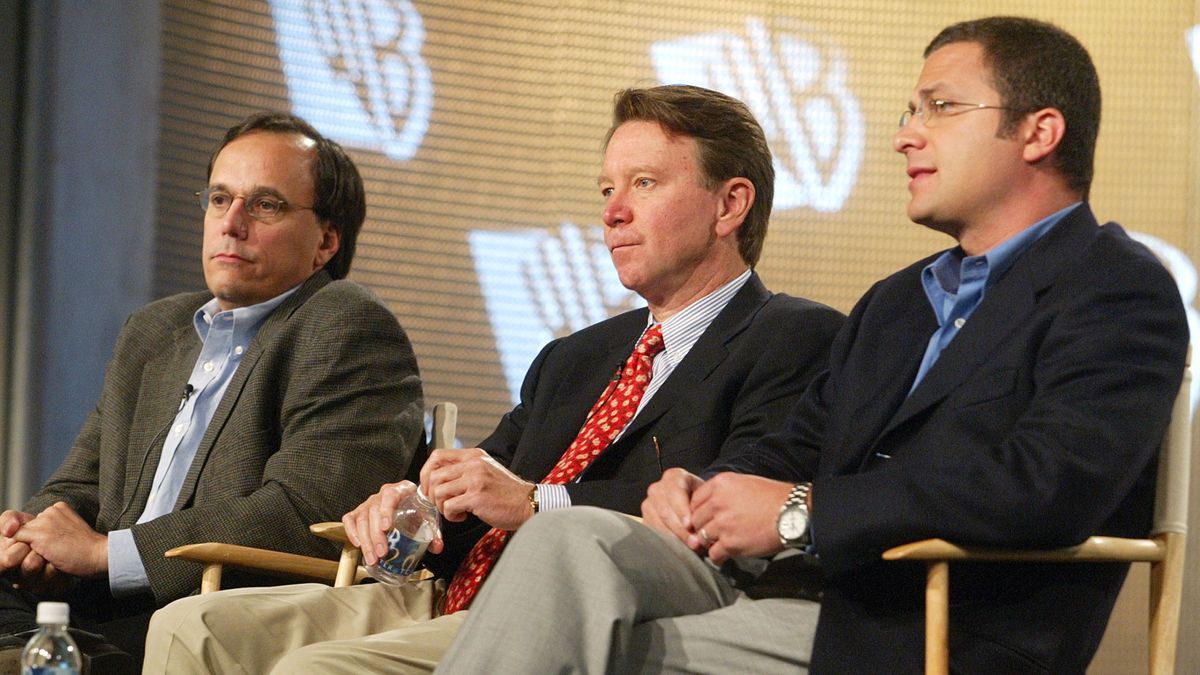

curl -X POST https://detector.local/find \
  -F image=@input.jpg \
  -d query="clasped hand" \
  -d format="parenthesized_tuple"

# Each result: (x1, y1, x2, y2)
(0, 503, 107, 594)
(641, 468, 792, 564)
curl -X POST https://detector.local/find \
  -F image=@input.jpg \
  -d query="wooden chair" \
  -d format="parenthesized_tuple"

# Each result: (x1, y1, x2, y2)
(882, 354, 1192, 675)
(166, 402, 458, 593)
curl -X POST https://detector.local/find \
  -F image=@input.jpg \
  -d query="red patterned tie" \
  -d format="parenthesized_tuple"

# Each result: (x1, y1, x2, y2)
(442, 324, 665, 613)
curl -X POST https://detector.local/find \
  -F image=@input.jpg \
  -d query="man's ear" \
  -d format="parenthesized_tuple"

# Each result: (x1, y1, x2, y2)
(1021, 107, 1066, 164)
(715, 177, 754, 238)
(313, 223, 341, 270)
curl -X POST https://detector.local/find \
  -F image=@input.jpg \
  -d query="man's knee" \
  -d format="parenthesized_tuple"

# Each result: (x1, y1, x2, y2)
(515, 506, 634, 549)
(148, 593, 214, 636)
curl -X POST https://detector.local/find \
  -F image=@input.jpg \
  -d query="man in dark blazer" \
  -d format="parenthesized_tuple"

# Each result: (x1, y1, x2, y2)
(143, 85, 843, 674)
(433, 17, 1190, 675)
(0, 113, 423, 667)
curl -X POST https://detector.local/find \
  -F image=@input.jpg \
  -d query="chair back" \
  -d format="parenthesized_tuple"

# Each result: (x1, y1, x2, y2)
(1152, 346, 1192, 536)
(432, 402, 458, 450)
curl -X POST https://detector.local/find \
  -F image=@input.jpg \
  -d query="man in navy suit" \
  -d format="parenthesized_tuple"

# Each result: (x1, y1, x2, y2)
(435, 17, 1189, 675)
(144, 85, 843, 673)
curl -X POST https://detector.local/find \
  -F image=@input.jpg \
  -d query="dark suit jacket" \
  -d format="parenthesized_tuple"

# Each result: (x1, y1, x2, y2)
(715, 206, 1189, 674)
(427, 273, 844, 578)
(25, 271, 425, 607)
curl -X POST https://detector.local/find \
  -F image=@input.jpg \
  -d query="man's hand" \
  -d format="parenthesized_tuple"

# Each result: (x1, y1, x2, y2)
(686, 472, 792, 564)
(10, 503, 107, 578)
(421, 448, 534, 531)
(341, 481, 448, 565)
(641, 468, 705, 549)
(0, 510, 38, 574)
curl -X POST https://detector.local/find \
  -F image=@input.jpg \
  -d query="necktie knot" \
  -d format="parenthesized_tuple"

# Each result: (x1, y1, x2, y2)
(637, 324, 665, 358)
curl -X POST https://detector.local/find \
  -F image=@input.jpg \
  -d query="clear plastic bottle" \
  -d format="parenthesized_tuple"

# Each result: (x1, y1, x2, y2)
(366, 486, 440, 584)
(20, 602, 81, 675)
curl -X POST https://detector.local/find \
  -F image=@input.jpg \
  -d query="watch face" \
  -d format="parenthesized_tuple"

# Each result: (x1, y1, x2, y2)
(778, 506, 809, 540)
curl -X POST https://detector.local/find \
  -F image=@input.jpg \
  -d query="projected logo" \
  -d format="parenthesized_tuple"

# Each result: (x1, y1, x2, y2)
(652, 18, 864, 213)
(470, 224, 642, 401)
(1187, 25, 1200, 81)
(270, 0, 432, 160)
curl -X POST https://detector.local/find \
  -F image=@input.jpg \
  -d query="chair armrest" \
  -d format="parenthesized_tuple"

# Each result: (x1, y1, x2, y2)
(165, 542, 350, 590)
(309, 521, 350, 544)
(882, 536, 1165, 563)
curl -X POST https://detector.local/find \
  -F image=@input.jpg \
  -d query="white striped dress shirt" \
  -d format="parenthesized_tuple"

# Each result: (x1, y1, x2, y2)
(537, 268, 752, 510)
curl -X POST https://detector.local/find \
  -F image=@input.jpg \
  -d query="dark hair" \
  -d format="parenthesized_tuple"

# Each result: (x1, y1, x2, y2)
(605, 85, 773, 266)
(207, 112, 366, 279)
(925, 16, 1100, 198)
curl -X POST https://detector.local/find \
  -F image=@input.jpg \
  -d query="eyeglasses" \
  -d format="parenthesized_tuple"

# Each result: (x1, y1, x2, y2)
(195, 188, 314, 221)
(899, 99, 1013, 129)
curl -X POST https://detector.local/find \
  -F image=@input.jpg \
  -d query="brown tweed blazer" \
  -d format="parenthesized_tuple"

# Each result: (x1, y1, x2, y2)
(25, 270, 424, 606)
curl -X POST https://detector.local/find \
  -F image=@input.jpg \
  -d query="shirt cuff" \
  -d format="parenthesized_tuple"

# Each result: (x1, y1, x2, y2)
(107, 528, 150, 597)
(536, 484, 571, 511)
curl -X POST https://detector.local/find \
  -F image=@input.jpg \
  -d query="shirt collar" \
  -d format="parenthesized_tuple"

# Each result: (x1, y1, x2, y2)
(647, 268, 751, 362)
(924, 201, 1082, 296)
(194, 283, 301, 340)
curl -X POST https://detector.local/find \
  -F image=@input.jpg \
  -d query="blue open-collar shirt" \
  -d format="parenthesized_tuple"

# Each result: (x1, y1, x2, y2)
(909, 202, 1082, 394)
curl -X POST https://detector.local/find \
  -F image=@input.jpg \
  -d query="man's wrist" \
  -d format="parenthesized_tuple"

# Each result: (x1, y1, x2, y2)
(527, 484, 540, 516)
(777, 482, 812, 549)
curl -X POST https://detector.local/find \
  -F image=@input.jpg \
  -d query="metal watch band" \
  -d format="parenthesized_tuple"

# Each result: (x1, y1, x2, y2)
(784, 482, 811, 511)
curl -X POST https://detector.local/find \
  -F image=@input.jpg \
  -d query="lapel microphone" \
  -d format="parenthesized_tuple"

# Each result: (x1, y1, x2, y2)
(116, 383, 195, 523)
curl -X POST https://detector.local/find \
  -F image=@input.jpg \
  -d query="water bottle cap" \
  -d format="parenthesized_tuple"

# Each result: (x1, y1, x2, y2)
(415, 486, 433, 506)
(35, 602, 69, 626)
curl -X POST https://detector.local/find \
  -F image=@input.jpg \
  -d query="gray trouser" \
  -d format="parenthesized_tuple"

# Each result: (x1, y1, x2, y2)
(437, 506, 818, 674)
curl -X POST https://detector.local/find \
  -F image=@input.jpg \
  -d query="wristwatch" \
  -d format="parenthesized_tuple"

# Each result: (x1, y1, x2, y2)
(777, 482, 812, 549)
(528, 485, 540, 515)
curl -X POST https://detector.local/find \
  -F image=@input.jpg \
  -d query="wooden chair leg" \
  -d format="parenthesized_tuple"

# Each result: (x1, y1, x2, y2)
(200, 563, 224, 594)
(1148, 533, 1184, 675)
(333, 543, 362, 587)
(926, 561, 950, 675)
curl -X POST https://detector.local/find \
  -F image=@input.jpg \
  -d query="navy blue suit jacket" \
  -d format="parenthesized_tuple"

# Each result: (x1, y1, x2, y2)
(714, 206, 1189, 673)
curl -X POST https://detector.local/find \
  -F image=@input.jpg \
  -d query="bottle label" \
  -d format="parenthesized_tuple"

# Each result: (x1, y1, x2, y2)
(376, 529, 430, 577)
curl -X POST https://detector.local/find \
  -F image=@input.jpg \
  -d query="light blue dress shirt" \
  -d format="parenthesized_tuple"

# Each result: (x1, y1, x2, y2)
(108, 286, 297, 596)
(909, 203, 1081, 394)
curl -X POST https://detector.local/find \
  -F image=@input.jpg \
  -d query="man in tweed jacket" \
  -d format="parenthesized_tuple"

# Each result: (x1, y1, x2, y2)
(0, 113, 423, 667)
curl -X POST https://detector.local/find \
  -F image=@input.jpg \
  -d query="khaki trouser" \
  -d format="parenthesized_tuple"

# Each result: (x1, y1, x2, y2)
(142, 579, 462, 674)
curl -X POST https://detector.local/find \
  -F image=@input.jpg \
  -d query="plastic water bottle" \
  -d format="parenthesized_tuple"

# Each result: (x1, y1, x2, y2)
(20, 602, 81, 675)
(366, 486, 440, 584)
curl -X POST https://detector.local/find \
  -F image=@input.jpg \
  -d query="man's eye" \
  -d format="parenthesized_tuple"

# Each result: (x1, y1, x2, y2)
(209, 192, 231, 207)
(930, 100, 951, 114)
(636, 178, 653, 188)
(600, 187, 613, 198)
(254, 198, 281, 213)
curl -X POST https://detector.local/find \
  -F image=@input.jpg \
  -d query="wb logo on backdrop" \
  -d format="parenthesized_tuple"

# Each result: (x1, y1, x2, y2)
(652, 18, 864, 212)
(270, 0, 432, 160)
(470, 225, 642, 400)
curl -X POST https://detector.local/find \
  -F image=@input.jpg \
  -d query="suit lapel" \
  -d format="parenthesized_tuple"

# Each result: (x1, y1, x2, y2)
(172, 271, 332, 510)
(121, 321, 203, 525)
(604, 274, 771, 450)
(832, 296, 934, 467)
(508, 317, 641, 481)
(876, 205, 1101, 441)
